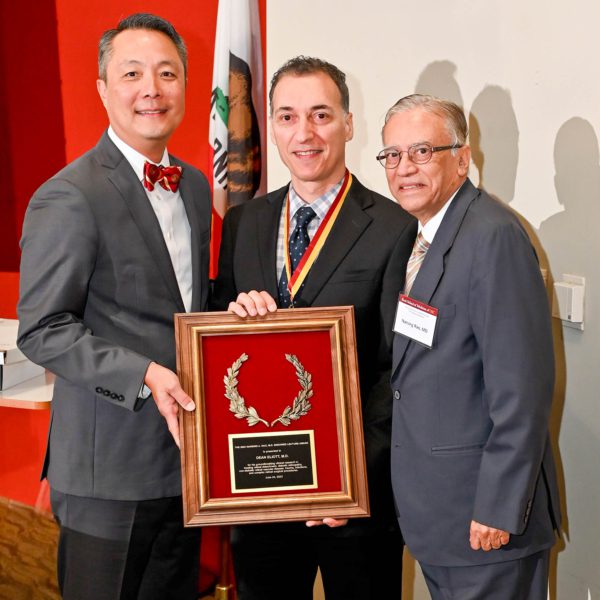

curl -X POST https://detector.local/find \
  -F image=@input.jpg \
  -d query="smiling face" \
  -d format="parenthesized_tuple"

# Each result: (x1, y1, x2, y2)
(382, 108, 470, 224)
(96, 28, 185, 162)
(269, 72, 353, 201)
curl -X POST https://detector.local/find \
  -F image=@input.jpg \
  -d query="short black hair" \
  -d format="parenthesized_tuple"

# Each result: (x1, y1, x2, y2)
(269, 56, 349, 113)
(98, 13, 187, 81)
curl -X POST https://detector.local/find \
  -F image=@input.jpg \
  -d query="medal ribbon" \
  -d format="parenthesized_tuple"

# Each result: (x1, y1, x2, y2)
(284, 170, 353, 301)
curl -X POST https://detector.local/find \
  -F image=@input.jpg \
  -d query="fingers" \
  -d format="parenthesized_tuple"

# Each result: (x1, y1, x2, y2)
(163, 406, 181, 449)
(322, 517, 348, 528)
(306, 518, 348, 528)
(228, 300, 249, 317)
(469, 520, 510, 551)
(171, 386, 195, 411)
(145, 362, 194, 447)
(228, 291, 278, 317)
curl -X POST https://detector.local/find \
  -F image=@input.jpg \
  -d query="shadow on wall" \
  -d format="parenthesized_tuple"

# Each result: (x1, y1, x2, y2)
(415, 60, 464, 107)
(538, 117, 600, 598)
(414, 61, 480, 188)
(345, 72, 371, 188)
(469, 85, 519, 206)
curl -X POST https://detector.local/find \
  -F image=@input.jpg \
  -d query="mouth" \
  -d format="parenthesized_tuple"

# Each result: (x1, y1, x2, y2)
(136, 109, 167, 116)
(398, 183, 425, 191)
(292, 149, 322, 158)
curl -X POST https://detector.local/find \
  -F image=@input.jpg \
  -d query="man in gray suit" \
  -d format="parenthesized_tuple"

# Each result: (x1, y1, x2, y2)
(17, 13, 210, 600)
(379, 95, 560, 599)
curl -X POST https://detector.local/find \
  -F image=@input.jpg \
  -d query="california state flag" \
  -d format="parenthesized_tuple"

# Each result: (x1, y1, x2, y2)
(209, 0, 266, 275)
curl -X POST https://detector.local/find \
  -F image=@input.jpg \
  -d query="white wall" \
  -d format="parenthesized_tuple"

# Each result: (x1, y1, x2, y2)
(267, 1, 600, 598)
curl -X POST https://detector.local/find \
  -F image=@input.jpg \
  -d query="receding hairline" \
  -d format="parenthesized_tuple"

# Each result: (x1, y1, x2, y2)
(382, 95, 469, 147)
(270, 73, 347, 114)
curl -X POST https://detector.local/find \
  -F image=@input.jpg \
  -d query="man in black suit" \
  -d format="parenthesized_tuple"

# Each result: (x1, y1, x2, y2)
(212, 56, 416, 600)
(18, 14, 210, 599)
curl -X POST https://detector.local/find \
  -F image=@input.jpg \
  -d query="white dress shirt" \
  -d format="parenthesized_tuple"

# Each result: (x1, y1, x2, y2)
(419, 188, 459, 245)
(108, 127, 193, 312)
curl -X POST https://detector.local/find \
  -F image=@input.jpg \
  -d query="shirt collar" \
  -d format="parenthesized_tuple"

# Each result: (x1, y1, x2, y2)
(289, 176, 345, 223)
(419, 187, 460, 244)
(107, 126, 170, 182)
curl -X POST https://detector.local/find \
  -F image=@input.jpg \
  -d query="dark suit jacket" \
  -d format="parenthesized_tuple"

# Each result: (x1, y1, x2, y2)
(17, 132, 211, 501)
(212, 175, 417, 534)
(391, 179, 560, 566)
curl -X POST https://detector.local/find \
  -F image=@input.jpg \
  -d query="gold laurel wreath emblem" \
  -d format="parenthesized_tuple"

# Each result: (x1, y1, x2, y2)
(224, 353, 314, 427)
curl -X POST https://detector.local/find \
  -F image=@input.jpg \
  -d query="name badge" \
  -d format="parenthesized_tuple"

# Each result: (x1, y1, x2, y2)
(393, 294, 438, 348)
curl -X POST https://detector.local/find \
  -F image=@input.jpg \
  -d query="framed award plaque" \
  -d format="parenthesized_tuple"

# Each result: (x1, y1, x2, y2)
(174, 306, 370, 526)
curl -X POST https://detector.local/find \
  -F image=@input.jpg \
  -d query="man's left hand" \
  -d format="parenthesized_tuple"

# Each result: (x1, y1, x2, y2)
(306, 518, 348, 528)
(469, 520, 510, 551)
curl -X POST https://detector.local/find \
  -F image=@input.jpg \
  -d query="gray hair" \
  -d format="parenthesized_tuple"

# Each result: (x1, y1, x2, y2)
(383, 94, 468, 147)
(98, 13, 187, 81)
(269, 56, 350, 114)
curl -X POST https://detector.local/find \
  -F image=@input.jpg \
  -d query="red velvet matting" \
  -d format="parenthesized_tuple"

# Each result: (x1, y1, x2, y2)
(201, 330, 343, 500)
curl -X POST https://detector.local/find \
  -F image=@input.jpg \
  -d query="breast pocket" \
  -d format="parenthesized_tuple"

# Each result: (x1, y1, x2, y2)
(329, 268, 380, 284)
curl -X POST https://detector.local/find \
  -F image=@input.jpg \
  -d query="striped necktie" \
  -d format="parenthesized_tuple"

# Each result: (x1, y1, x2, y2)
(404, 232, 430, 296)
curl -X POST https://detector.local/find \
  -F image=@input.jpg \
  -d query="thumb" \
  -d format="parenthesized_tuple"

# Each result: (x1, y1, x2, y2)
(172, 387, 195, 411)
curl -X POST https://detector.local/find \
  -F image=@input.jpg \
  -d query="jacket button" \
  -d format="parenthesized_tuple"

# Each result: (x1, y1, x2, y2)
(110, 393, 118, 399)
(103, 390, 111, 397)
(118, 395, 125, 402)
(394, 391, 400, 400)
(96, 387, 103, 393)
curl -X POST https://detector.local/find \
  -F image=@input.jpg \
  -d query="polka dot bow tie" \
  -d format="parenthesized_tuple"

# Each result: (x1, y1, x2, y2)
(143, 161, 183, 192)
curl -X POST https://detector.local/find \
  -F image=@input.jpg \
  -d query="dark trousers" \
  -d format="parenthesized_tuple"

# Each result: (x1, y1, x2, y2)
(50, 489, 201, 600)
(231, 522, 404, 600)
(420, 549, 550, 600)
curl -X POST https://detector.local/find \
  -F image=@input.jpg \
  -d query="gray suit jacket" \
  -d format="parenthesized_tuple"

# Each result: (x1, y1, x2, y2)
(390, 179, 560, 566)
(17, 132, 211, 501)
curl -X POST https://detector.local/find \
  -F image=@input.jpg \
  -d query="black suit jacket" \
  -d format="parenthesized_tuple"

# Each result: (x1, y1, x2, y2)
(18, 132, 211, 501)
(213, 175, 417, 534)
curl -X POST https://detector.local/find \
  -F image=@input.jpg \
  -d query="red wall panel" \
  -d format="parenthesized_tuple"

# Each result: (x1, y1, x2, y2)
(0, 0, 267, 508)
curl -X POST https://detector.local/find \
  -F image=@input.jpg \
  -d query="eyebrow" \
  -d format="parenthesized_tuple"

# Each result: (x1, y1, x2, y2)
(118, 59, 179, 69)
(383, 140, 430, 150)
(274, 104, 333, 113)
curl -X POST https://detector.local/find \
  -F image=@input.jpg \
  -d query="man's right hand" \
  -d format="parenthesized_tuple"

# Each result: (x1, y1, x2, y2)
(228, 290, 278, 317)
(144, 362, 195, 449)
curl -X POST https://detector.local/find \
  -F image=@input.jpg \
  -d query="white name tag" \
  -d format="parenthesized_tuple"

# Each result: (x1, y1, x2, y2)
(393, 294, 438, 348)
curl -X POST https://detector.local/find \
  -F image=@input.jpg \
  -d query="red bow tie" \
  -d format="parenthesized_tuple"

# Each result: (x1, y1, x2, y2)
(143, 161, 183, 192)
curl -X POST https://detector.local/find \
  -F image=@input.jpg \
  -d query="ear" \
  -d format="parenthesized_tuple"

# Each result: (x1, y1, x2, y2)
(345, 112, 354, 142)
(96, 79, 108, 108)
(457, 145, 471, 177)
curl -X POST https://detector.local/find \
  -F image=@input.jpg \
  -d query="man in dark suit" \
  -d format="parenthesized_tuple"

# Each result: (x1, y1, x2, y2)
(17, 14, 210, 600)
(212, 56, 416, 600)
(380, 94, 560, 599)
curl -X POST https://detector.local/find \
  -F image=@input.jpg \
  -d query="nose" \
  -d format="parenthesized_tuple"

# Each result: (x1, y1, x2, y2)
(394, 151, 417, 176)
(142, 73, 161, 98)
(295, 117, 314, 143)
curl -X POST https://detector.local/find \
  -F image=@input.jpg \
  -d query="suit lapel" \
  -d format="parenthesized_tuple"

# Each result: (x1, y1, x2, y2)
(256, 187, 287, 298)
(298, 176, 373, 305)
(97, 133, 185, 312)
(174, 157, 203, 311)
(392, 179, 479, 376)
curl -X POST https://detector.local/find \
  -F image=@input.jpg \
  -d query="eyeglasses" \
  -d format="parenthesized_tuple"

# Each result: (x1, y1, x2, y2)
(376, 142, 462, 169)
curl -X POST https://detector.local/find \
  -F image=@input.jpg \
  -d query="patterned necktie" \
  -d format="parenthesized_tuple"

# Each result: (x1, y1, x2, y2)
(404, 232, 430, 296)
(278, 206, 317, 307)
(143, 161, 183, 192)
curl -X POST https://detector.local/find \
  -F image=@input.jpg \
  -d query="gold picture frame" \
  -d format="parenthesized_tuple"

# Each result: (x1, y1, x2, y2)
(175, 306, 369, 526)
